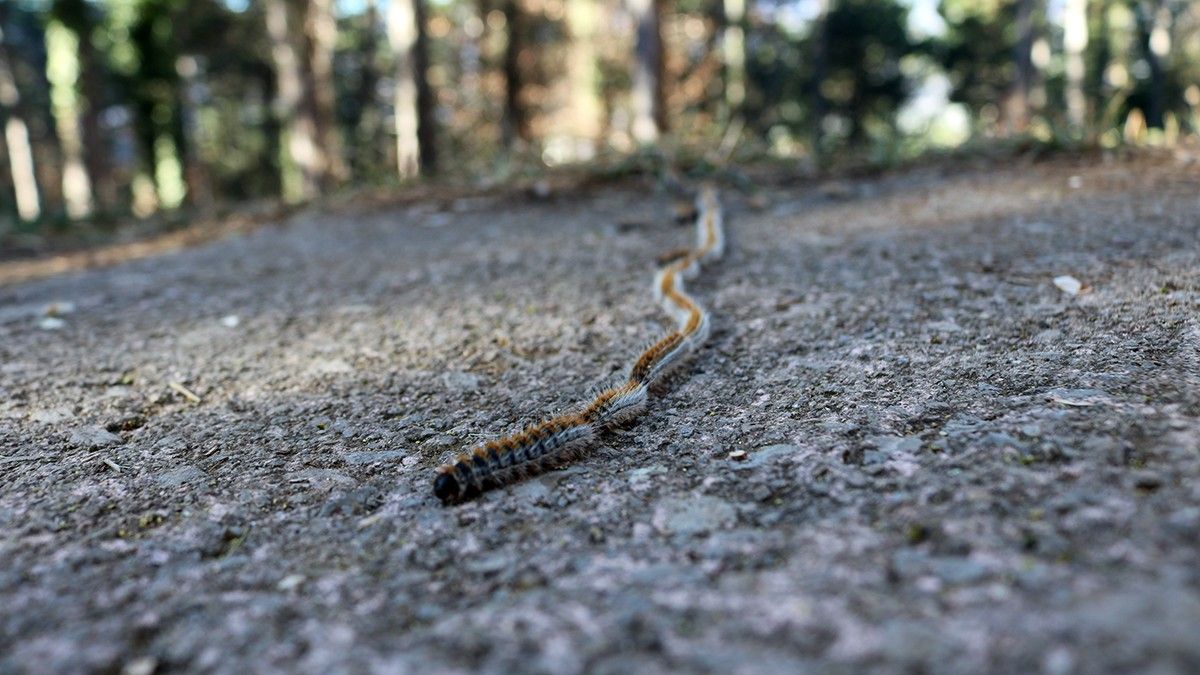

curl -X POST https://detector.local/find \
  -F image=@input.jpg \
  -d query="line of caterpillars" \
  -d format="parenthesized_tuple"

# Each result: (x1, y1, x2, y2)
(432, 185, 725, 504)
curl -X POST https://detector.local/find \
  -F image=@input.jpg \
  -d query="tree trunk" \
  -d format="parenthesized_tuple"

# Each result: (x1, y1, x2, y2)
(0, 24, 40, 221)
(1133, 0, 1166, 130)
(654, 0, 668, 132)
(352, 0, 383, 174)
(266, 0, 321, 201)
(177, 55, 212, 208)
(44, 18, 94, 219)
(387, 0, 436, 177)
(259, 67, 283, 196)
(501, 0, 529, 147)
(30, 112, 64, 212)
(304, 0, 347, 184)
(629, 0, 666, 143)
(75, 24, 115, 210)
(71, 30, 112, 212)
(722, 0, 746, 115)
(564, 0, 601, 158)
(1007, 0, 1035, 134)
(1063, 0, 1088, 132)
(413, 0, 436, 172)
(49, 0, 115, 211)
(810, 0, 830, 153)
(1085, 0, 1110, 132)
(124, 0, 186, 212)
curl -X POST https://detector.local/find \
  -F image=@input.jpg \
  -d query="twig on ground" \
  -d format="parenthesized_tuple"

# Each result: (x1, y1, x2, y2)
(169, 381, 203, 403)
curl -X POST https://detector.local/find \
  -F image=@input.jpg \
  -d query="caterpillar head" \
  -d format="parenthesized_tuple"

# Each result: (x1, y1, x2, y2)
(433, 470, 462, 503)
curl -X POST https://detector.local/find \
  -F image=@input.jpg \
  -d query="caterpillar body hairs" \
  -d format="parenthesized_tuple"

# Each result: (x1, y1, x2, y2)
(433, 185, 725, 504)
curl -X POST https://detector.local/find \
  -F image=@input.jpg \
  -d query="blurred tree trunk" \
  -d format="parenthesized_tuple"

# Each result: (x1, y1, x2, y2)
(387, 0, 436, 177)
(1006, 0, 1035, 133)
(809, 0, 830, 154)
(266, 0, 321, 200)
(114, 0, 186, 213)
(1085, 0, 1110, 133)
(49, 0, 115, 211)
(565, 0, 601, 157)
(0, 116, 8, 206)
(629, 0, 666, 143)
(721, 0, 746, 116)
(501, 0, 529, 147)
(1132, 0, 1166, 129)
(32, 119, 64, 213)
(352, 0, 383, 175)
(1063, 0, 1088, 132)
(44, 18, 94, 219)
(304, 0, 347, 185)
(49, 0, 113, 213)
(0, 24, 40, 221)
(411, 0, 436, 173)
(76, 28, 116, 210)
(259, 67, 284, 196)
(462, 0, 488, 142)
(177, 56, 212, 208)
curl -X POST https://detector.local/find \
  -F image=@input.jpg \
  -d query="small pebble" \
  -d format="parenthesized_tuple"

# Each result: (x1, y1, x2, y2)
(277, 574, 305, 591)
(1053, 275, 1083, 296)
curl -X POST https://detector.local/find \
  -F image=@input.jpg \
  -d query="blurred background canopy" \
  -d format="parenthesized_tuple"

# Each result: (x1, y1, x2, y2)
(0, 0, 1196, 229)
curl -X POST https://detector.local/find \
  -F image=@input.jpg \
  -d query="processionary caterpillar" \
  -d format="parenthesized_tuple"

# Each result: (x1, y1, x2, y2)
(432, 185, 725, 504)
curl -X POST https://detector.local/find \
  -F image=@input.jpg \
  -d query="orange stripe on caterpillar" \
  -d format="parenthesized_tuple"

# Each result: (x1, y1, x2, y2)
(630, 332, 685, 382)
(433, 185, 725, 504)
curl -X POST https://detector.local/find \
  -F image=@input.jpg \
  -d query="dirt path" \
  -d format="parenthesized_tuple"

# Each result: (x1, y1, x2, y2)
(2, 156, 1199, 673)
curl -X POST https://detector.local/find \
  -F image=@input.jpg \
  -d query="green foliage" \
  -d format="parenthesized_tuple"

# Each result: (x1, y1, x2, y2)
(819, 0, 914, 143)
(748, 0, 916, 151)
(934, 0, 1013, 127)
(935, 0, 1198, 139)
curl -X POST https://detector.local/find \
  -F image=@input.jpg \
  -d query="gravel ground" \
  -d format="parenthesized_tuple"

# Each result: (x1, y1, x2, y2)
(2, 155, 1199, 674)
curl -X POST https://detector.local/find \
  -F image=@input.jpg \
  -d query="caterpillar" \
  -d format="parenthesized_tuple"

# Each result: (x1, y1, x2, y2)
(432, 185, 725, 504)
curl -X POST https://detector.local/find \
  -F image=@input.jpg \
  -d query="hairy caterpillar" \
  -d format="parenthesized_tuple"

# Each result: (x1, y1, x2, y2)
(433, 185, 725, 504)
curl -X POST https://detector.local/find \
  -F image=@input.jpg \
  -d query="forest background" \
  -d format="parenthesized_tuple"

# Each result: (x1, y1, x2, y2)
(0, 0, 1197, 241)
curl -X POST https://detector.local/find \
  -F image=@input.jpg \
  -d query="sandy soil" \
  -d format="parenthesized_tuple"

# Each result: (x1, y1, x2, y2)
(2, 154, 1199, 673)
